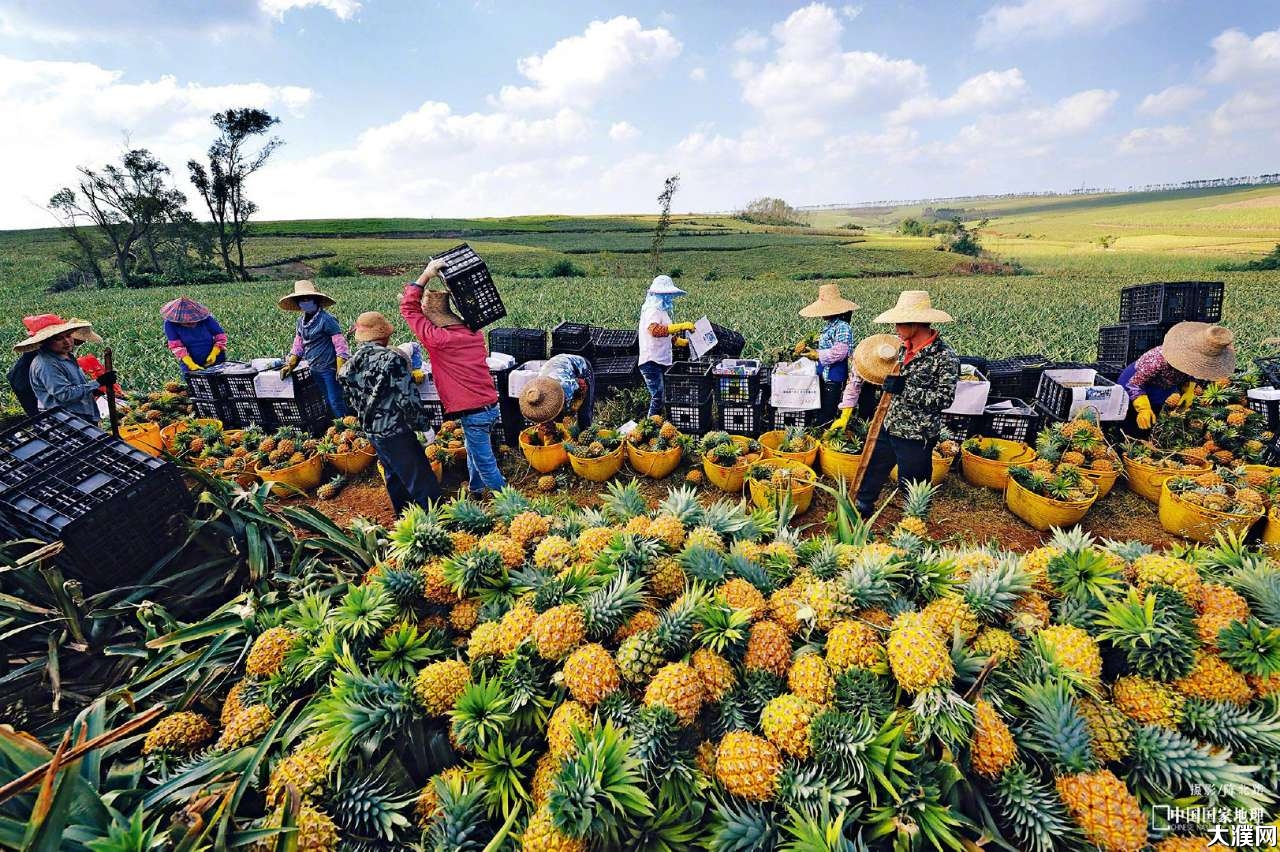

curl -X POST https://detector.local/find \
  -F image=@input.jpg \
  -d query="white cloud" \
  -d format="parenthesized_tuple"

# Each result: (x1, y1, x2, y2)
(1118, 125, 1190, 154)
(889, 68, 1027, 125)
(495, 16, 680, 111)
(976, 0, 1147, 46)
(732, 31, 768, 53)
(1208, 27, 1280, 84)
(945, 88, 1117, 156)
(1137, 84, 1205, 116)
(737, 4, 927, 123)
(609, 121, 639, 141)
(259, 0, 361, 21)
(689, 66, 707, 82)
(1210, 90, 1280, 135)
(841, 5, 863, 19)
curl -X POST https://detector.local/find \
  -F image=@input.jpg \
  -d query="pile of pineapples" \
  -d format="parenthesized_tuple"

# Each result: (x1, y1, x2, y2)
(566, 425, 624, 460)
(254, 426, 325, 472)
(117, 382, 193, 426)
(1037, 411, 1120, 475)
(1152, 381, 1275, 466)
(139, 481, 1280, 851)
(323, 417, 372, 455)
(1167, 468, 1268, 516)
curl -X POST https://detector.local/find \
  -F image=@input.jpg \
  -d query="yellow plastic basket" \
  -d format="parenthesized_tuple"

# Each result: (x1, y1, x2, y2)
(1005, 477, 1096, 532)
(569, 445, 625, 482)
(747, 457, 817, 514)
(961, 438, 1036, 490)
(1157, 480, 1263, 543)
(760, 430, 819, 467)
(520, 426, 570, 473)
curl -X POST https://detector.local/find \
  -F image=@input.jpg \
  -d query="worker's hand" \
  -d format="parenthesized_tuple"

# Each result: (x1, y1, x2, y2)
(280, 354, 300, 380)
(833, 408, 852, 429)
(417, 258, 448, 286)
(181, 355, 201, 372)
(804, 348, 819, 360)
(673, 337, 689, 347)
(882, 375, 905, 395)
(204, 346, 222, 366)
(412, 369, 425, 384)
(336, 356, 347, 371)
(1133, 395, 1156, 429)
(96, 370, 117, 390)
(1177, 381, 1197, 409)
(792, 340, 808, 356)
(668, 322, 696, 333)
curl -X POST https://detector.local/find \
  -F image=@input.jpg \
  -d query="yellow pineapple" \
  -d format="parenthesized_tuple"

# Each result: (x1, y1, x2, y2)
(971, 628, 1020, 664)
(970, 698, 1016, 778)
(450, 530, 478, 555)
(648, 514, 686, 551)
(143, 711, 214, 754)
(1055, 769, 1148, 852)
(531, 753, 561, 806)
(532, 604, 586, 659)
(1078, 698, 1132, 763)
(760, 693, 818, 758)
(921, 595, 979, 640)
(1018, 546, 1060, 592)
(1038, 624, 1102, 682)
(1152, 838, 1213, 852)
(768, 583, 805, 634)
(1193, 583, 1251, 647)
(624, 515, 652, 537)
(497, 603, 538, 655)
(886, 612, 954, 693)
(509, 511, 551, 544)
(576, 526, 617, 556)
(691, 648, 737, 702)
(1112, 676, 1185, 728)
(1133, 553, 1202, 598)
(1012, 592, 1052, 632)
(643, 662, 705, 725)
(561, 643, 620, 705)
(479, 534, 527, 569)
(952, 548, 998, 580)
(533, 535, 576, 572)
(423, 561, 455, 604)
(217, 704, 274, 750)
(787, 652, 834, 705)
(266, 734, 329, 805)
(613, 609, 659, 642)
(685, 526, 724, 552)
(648, 557, 687, 599)
(547, 701, 590, 759)
(744, 619, 792, 677)
(715, 731, 781, 801)
(718, 578, 767, 619)
(246, 626, 297, 678)
(252, 805, 339, 852)
(468, 621, 504, 659)
(825, 619, 885, 672)
(1250, 672, 1280, 698)
(522, 804, 585, 852)
(449, 599, 481, 634)
(414, 767, 468, 826)
(221, 681, 247, 727)
(413, 659, 471, 715)
(695, 739, 717, 778)
(1173, 652, 1252, 705)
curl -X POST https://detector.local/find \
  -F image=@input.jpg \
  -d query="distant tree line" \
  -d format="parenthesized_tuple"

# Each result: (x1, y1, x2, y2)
(47, 108, 282, 289)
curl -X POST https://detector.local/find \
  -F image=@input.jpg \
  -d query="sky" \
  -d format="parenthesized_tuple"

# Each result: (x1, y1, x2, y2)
(0, 0, 1278, 229)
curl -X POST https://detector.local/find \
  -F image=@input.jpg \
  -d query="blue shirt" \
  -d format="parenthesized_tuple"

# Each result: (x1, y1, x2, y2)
(295, 310, 343, 373)
(164, 317, 226, 371)
(817, 319, 853, 383)
(539, 354, 590, 403)
(29, 350, 98, 421)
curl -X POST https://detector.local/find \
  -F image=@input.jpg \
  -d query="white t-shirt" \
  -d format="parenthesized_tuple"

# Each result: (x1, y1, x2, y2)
(638, 307, 673, 367)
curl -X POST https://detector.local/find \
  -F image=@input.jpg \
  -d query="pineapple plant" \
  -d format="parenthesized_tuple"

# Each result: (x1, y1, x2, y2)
(143, 711, 214, 755)
(894, 479, 936, 539)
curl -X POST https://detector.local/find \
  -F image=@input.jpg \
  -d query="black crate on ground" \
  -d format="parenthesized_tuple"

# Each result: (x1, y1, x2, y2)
(1097, 323, 1171, 365)
(984, 359, 1023, 399)
(590, 327, 638, 356)
(260, 393, 330, 435)
(433, 243, 506, 331)
(1119, 281, 1224, 325)
(718, 390, 765, 437)
(220, 369, 262, 401)
(191, 397, 234, 424)
(1247, 392, 1280, 433)
(668, 392, 715, 435)
(982, 398, 1042, 444)
(489, 328, 546, 363)
(714, 360, 763, 406)
(941, 412, 981, 440)
(664, 361, 713, 405)
(768, 406, 818, 431)
(550, 321, 594, 358)
(227, 398, 268, 430)
(499, 397, 523, 446)
(422, 400, 445, 432)
(0, 410, 112, 489)
(491, 366, 513, 399)
(1095, 362, 1125, 382)
(594, 355, 639, 389)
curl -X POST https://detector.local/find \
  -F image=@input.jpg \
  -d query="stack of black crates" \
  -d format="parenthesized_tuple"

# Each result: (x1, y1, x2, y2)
(1096, 282, 1224, 377)
(184, 364, 330, 436)
(0, 410, 192, 590)
(664, 362, 715, 434)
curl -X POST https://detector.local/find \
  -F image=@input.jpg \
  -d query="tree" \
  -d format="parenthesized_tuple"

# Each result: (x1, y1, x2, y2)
(737, 197, 808, 226)
(48, 149, 187, 287)
(899, 217, 925, 236)
(650, 174, 680, 273)
(938, 218, 982, 256)
(188, 108, 281, 281)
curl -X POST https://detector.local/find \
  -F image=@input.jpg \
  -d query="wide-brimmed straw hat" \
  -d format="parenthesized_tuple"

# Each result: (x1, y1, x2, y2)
(353, 311, 395, 343)
(1162, 322, 1237, 380)
(161, 297, 211, 324)
(853, 334, 903, 385)
(13, 314, 99, 353)
(421, 289, 465, 328)
(647, 275, 686, 296)
(279, 280, 336, 311)
(520, 377, 566, 424)
(874, 290, 953, 324)
(799, 283, 860, 318)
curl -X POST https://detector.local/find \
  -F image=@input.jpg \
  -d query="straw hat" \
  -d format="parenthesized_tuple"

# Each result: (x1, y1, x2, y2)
(648, 275, 686, 296)
(161, 297, 211, 324)
(520, 377, 565, 424)
(1162, 322, 1237, 380)
(873, 291, 953, 324)
(353, 311, 395, 342)
(422, 289, 465, 328)
(852, 334, 902, 385)
(13, 314, 98, 353)
(279, 280, 335, 311)
(799, 283, 860, 318)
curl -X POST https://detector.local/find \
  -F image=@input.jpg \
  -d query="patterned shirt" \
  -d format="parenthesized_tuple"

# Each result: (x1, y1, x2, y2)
(338, 341, 433, 439)
(816, 319, 853, 382)
(839, 336, 959, 442)
(1124, 346, 1189, 401)
(539, 354, 591, 407)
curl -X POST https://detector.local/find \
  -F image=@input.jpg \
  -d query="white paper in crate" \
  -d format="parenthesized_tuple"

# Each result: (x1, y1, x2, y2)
(688, 317, 717, 360)
(1040, 369, 1127, 421)
(508, 360, 548, 397)
(770, 359, 820, 410)
(944, 366, 991, 415)
(254, 370, 297, 399)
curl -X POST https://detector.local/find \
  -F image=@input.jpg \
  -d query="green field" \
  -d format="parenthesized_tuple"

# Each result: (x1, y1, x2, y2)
(2, 184, 1279, 406)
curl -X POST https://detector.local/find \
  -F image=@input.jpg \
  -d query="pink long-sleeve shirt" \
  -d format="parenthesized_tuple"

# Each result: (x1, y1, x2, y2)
(400, 284, 498, 415)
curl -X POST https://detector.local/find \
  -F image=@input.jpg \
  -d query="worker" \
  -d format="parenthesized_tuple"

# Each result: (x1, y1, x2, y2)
(797, 283, 859, 425)
(638, 275, 694, 417)
(520, 353, 596, 431)
(339, 312, 441, 512)
(401, 261, 507, 497)
(14, 314, 115, 423)
(9, 316, 103, 416)
(835, 291, 959, 519)
(1120, 322, 1237, 434)
(162, 297, 227, 373)
(278, 280, 350, 419)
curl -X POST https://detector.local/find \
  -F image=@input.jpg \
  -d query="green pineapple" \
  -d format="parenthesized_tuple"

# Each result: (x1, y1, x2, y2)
(443, 497, 495, 535)
(389, 504, 454, 569)
(599, 480, 648, 523)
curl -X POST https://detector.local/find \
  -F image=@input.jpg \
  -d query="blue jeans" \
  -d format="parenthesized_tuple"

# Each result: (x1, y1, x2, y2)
(314, 368, 349, 419)
(855, 434, 935, 517)
(461, 405, 506, 494)
(639, 361, 666, 417)
(372, 429, 441, 515)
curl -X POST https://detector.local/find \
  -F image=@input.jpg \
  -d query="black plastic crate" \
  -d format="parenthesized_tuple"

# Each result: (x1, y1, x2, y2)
(768, 406, 818, 431)
(1095, 362, 1125, 382)
(714, 360, 763, 406)
(191, 397, 234, 424)
(260, 386, 331, 435)
(1097, 323, 1170, 365)
(1247, 392, 1280, 433)
(182, 363, 267, 401)
(959, 355, 989, 373)
(0, 410, 112, 489)
(1256, 356, 1280, 389)
(984, 359, 1024, 399)
(433, 243, 506, 331)
(491, 366, 513, 399)
(1035, 369, 1121, 422)
(220, 369, 262, 401)
(551, 321, 594, 358)
(226, 398, 268, 430)
(590, 327, 638, 356)
(1119, 282, 1223, 325)
(941, 412, 981, 440)
(709, 324, 746, 358)
(664, 361, 713, 405)
(982, 398, 1042, 444)
(489, 328, 546, 363)
(667, 392, 714, 435)
(594, 355, 640, 389)
(422, 400, 445, 432)
(183, 370, 222, 401)
(718, 390, 765, 437)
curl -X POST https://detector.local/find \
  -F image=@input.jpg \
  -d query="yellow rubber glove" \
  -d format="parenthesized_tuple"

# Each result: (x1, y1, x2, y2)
(1177, 381, 1196, 410)
(1133, 395, 1156, 429)
(412, 369, 425, 384)
(668, 322, 696, 333)
(833, 408, 851, 429)
(336, 356, 347, 371)
(804, 349, 819, 360)
(792, 340, 809, 356)
(280, 354, 300, 379)
(181, 355, 201, 372)
(204, 346, 222, 366)
(673, 337, 689, 347)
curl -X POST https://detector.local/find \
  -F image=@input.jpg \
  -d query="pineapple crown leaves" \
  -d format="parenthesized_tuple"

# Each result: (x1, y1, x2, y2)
(1206, 528, 1270, 575)
(962, 559, 1032, 624)
(1179, 698, 1280, 757)
(989, 762, 1083, 852)
(593, 533, 663, 578)
(837, 553, 900, 611)
(1216, 618, 1280, 677)
(798, 538, 841, 582)
(654, 588, 707, 656)
(774, 763, 863, 824)
(656, 484, 705, 527)
(694, 602, 752, 657)
(468, 733, 534, 820)
(333, 583, 397, 645)
(620, 801, 707, 852)
(450, 675, 513, 753)
(864, 760, 976, 852)
(329, 772, 415, 844)
(548, 721, 655, 844)
(699, 498, 753, 539)
(596, 689, 641, 730)
(1226, 563, 1280, 626)
(442, 497, 495, 535)
(808, 709, 917, 805)
(369, 623, 444, 680)
(778, 806, 865, 852)
(908, 687, 976, 755)
(496, 646, 557, 730)
(601, 480, 649, 523)
(832, 669, 896, 725)
(425, 773, 495, 852)
(1010, 679, 1097, 775)
(681, 543, 729, 586)
(582, 570, 647, 640)
(309, 667, 416, 760)
(1092, 590, 1199, 682)
(901, 479, 938, 521)
(294, 625, 352, 684)
(626, 705, 681, 783)
(490, 485, 534, 523)
(442, 549, 507, 598)
(376, 563, 427, 610)
(1045, 542, 1124, 604)
(707, 796, 781, 852)
(722, 544, 776, 592)
(388, 504, 454, 568)
(286, 592, 333, 638)
(1125, 723, 1275, 811)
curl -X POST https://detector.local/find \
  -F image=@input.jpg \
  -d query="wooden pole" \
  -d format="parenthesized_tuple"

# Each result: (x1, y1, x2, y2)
(847, 362, 902, 499)
(102, 347, 120, 439)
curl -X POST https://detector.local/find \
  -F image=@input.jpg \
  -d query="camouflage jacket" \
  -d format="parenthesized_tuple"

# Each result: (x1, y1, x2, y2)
(886, 336, 960, 442)
(338, 342, 432, 439)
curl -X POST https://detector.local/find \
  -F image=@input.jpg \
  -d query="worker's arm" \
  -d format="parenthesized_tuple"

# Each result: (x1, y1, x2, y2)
(401, 284, 450, 348)
(31, 357, 97, 406)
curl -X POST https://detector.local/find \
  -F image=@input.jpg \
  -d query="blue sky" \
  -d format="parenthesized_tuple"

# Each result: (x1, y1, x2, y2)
(1, 0, 1277, 228)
